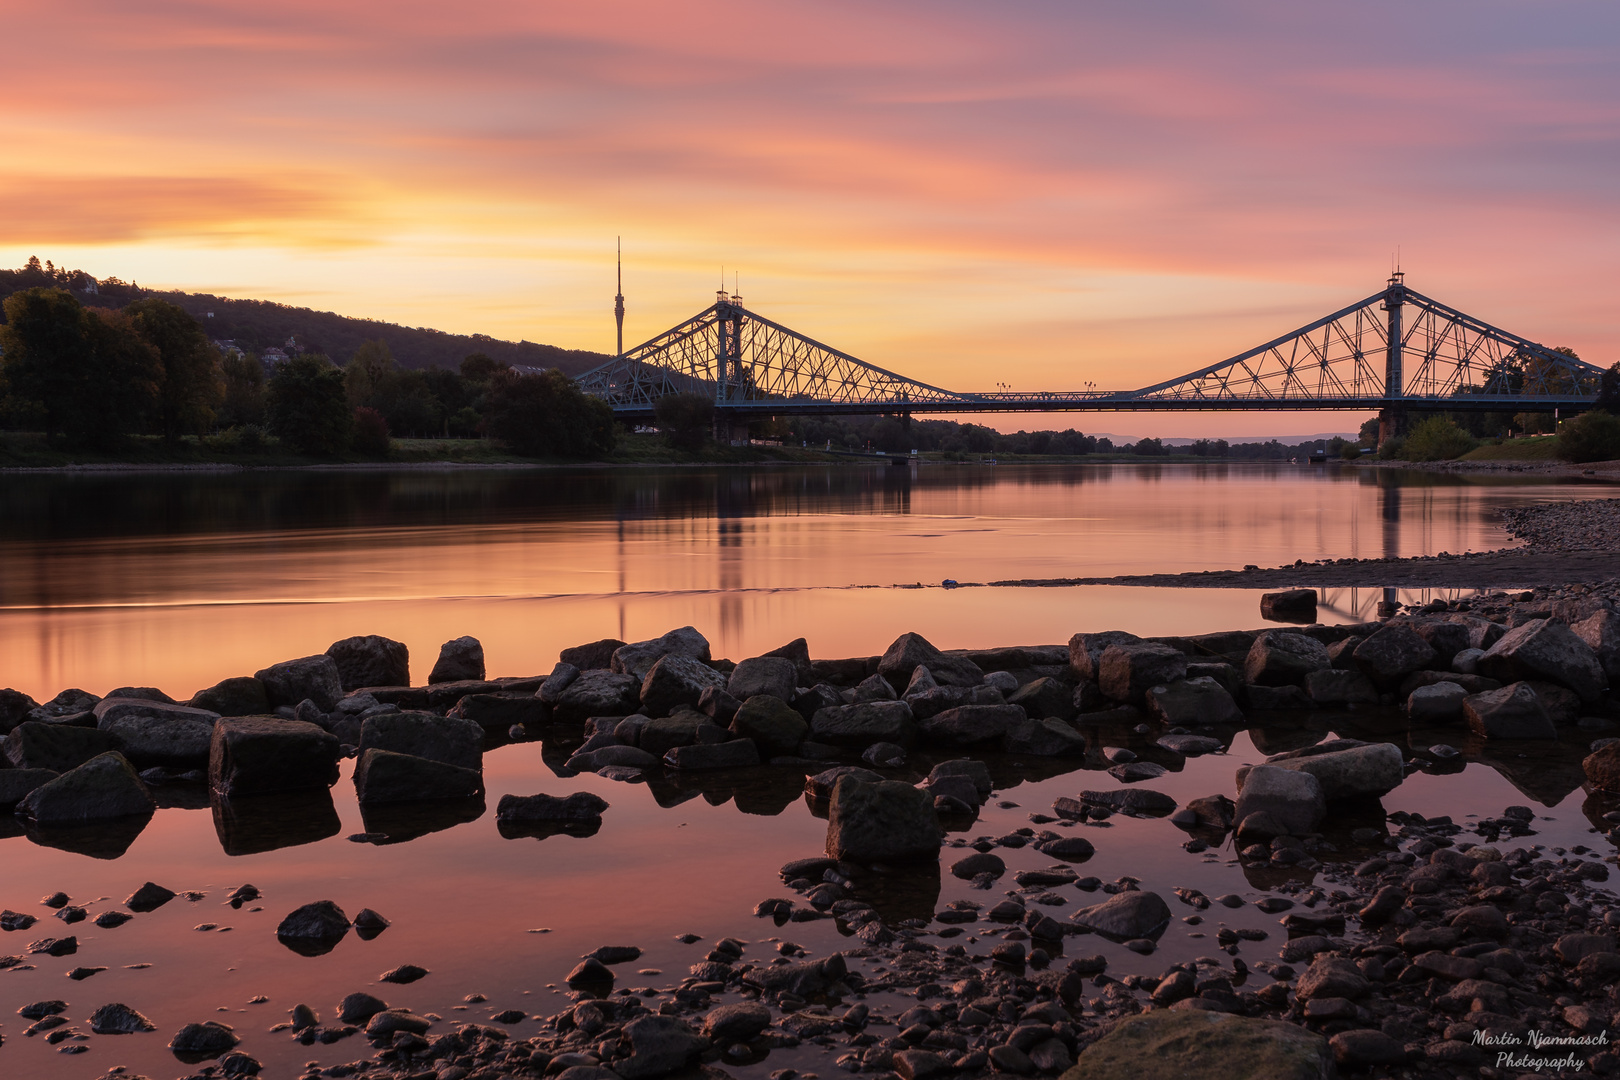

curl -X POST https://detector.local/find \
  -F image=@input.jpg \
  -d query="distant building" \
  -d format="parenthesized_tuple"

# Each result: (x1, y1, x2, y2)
(260, 347, 290, 373)
(212, 339, 244, 359)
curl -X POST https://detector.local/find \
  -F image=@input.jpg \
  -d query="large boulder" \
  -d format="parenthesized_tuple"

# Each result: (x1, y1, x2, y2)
(6, 721, 120, 772)
(612, 627, 711, 680)
(1463, 682, 1556, 739)
(1098, 643, 1187, 704)
(1351, 624, 1438, 686)
(17, 752, 154, 824)
(354, 748, 484, 804)
(1572, 610, 1620, 686)
(825, 775, 941, 862)
(1479, 618, 1607, 701)
(1064, 1010, 1332, 1080)
(429, 636, 485, 684)
(1296, 956, 1370, 1000)
(326, 635, 410, 691)
(927, 759, 993, 802)
(27, 687, 100, 723)
(728, 657, 798, 703)
(1407, 682, 1468, 723)
(254, 655, 344, 712)
(905, 684, 1004, 720)
(1411, 619, 1472, 668)
(730, 695, 809, 757)
(1245, 632, 1330, 687)
(276, 900, 351, 955)
(1002, 716, 1086, 756)
(1260, 588, 1317, 620)
(763, 637, 816, 687)
(1233, 765, 1324, 835)
(664, 740, 761, 770)
(810, 701, 917, 749)
(538, 663, 580, 705)
(1584, 742, 1620, 794)
(1069, 890, 1172, 940)
(94, 698, 220, 767)
(446, 692, 546, 728)
(640, 654, 728, 717)
(877, 632, 983, 688)
(615, 1015, 709, 1080)
(1145, 677, 1242, 725)
(560, 638, 626, 671)
(496, 792, 608, 831)
(638, 713, 705, 758)
(919, 704, 1025, 747)
(0, 687, 39, 736)
(1304, 669, 1378, 707)
(209, 717, 341, 797)
(0, 768, 59, 808)
(1006, 677, 1077, 721)
(1068, 631, 1143, 683)
(187, 677, 270, 717)
(1241, 740, 1403, 802)
(550, 670, 641, 724)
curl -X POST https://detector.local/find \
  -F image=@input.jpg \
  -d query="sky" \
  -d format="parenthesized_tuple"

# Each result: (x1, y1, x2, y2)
(3, 0, 1617, 437)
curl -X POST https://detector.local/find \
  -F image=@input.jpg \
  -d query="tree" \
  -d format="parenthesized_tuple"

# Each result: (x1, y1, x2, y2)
(655, 393, 715, 452)
(1557, 410, 1620, 463)
(344, 338, 395, 406)
(1402, 416, 1477, 461)
(1597, 363, 1620, 413)
(352, 406, 392, 458)
(1357, 417, 1380, 446)
(267, 354, 351, 454)
(219, 353, 266, 427)
(484, 368, 616, 457)
(126, 297, 223, 441)
(460, 352, 507, 382)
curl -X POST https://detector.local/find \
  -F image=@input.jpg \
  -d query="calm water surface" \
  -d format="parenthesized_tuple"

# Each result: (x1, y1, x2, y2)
(0, 463, 1615, 1080)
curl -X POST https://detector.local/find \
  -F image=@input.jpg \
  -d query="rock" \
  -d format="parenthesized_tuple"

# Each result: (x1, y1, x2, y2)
(539, 663, 581, 704)
(379, 963, 428, 983)
(1243, 684, 1313, 710)
(446, 692, 545, 728)
(326, 635, 410, 691)
(1245, 632, 1330, 687)
(664, 740, 761, 770)
(1480, 617, 1607, 700)
(878, 632, 984, 688)
(1006, 677, 1077, 721)
(1109, 761, 1167, 783)
(852, 673, 898, 702)
(1185, 794, 1236, 829)
(1303, 669, 1378, 706)
(496, 791, 609, 826)
(1233, 765, 1324, 835)
(127, 881, 177, 911)
(1002, 716, 1086, 755)
(0, 768, 59, 808)
(1554, 933, 1615, 964)
(702, 1002, 770, 1042)
(354, 908, 390, 935)
(254, 655, 344, 712)
(763, 637, 816, 686)
(364, 1009, 431, 1038)
(337, 992, 389, 1024)
(1451, 647, 1486, 674)
(928, 759, 993, 801)
(5, 721, 121, 772)
(1412, 619, 1473, 668)
(616, 1015, 709, 1079)
(1449, 904, 1508, 939)
(1243, 740, 1404, 802)
(919, 703, 1025, 746)
(735, 696, 810, 757)
(17, 752, 154, 824)
(1352, 624, 1438, 686)
(561, 638, 626, 671)
(612, 627, 712, 681)
(1463, 682, 1556, 739)
(90, 1002, 157, 1034)
(551, 670, 642, 724)
(893, 1049, 949, 1080)
(0, 687, 39, 735)
(1145, 677, 1242, 725)
(1074, 788, 1178, 816)
(1585, 741, 1620, 793)
(1036, 835, 1096, 861)
(1295, 956, 1368, 1000)
(276, 900, 351, 955)
(359, 712, 482, 771)
(1157, 734, 1224, 756)
(1260, 589, 1317, 619)
(1069, 890, 1172, 940)
(951, 852, 1006, 879)
(1068, 631, 1142, 682)
(697, 684, 741, 725)
(428, 635, 485, 684)
(637, 713, 702, 757)
(567, 744, 660, 772)
(906, 684, 1005, 720)
(805, 766, 884, 801)
(825, 775, 941, 862)
(728, 656, 797, 703)
(27, 687, 100, 722)
(354, 749, 484, 803)
(640, 654, 728, 717)
(209, 717, 341, 797)
(93, 698, 220, 767)
(188, 677, 271, 717)
(862, 740, 908, 766)
(1407, 681, 1468, 722)
(1098, 642, 1187, 704)
(810, 700, 916, 748)
(1572, 610, 1620, 685)
(169, 1021, 239, 1057)
(1329, 1030, 1405, 1069)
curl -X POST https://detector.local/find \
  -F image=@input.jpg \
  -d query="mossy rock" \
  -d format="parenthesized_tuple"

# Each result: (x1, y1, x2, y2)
(1062, 1010, 1332, 1080)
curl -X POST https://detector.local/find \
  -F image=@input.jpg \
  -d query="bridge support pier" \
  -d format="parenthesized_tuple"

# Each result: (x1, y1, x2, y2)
(1377, 407, 1407, 448)
(713, 417, 749, 446)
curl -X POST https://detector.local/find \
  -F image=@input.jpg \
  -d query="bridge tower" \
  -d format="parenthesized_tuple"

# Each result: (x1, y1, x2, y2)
(713, 286, 748, 443)
(1378, 271, 1405, 445)
(613, 238, 625, 357)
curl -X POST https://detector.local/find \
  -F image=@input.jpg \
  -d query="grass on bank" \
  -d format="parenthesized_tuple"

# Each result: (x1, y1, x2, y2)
(1458, 436, 1563, 462)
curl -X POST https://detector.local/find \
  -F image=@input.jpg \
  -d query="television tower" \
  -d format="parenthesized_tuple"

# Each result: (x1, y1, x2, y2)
(613, 238, 625, 357)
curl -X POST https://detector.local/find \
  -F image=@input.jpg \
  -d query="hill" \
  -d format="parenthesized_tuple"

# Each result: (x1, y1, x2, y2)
(0, 258, 610, 375)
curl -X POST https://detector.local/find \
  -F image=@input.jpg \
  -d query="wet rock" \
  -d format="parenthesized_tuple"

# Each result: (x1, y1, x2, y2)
(920, 703, 1025, 746)
(187, 677, 271, 718)
(364, 1009, 431, 1038)
(1233, 766, 1324, 835)
(276, 900, 350, 955)
(353, 908, 390, 937)
(447, 691, 546, 728)
(359, 712, 482, 771)
(561, 637, 626, 671)
(728, 656, 797, 703)
(550, 671, 642, 724)
(337, 992, 389, 1024)
(354, 749, 484, 803)
(1006, 677, 1077, 721)
(169, 1020, 239, 1058)
(5, 721, 121, 772)
(1261, 589, 1317, 620)
(1109, 761, 1167, 783)
(94, 698, 221, 767)
(326, 635, 411, 692)
(664, 740, 761, 770)
(254, 655, 344, 712)
(1146, 676, 1242, 725)
(539, 662, 581, 705)
(1585, 741, 1620, 793)
(852, 673, 898, 702)
(927, 759, 993, 802)
(825, 775, 941, 863)
(0, 768, 59, 809)
(1241, 740, 1404, 802)
(210, 717, 340, 797)
(1243, 684, 1314, 710)
(616, 1015, 709, 1079)
(27, 688, 100, 723)
(496, 791, 609, 827)
(1572, 610, 1620, 685)
(1098, 642, 1187, 704)
(810, 700, 916, 748)
(126, 881, 176, 911)
(1245, 632, 1330, 687)
(805, 766, 883, 802)
(951, 852, 1006, 879)
(613, 627, 712, 680)
(1185, 793, 1236, 829)
(428, 635, 486, 684)
(731, 695, 808, 757)
(17, 752, 154, 824)
(1351, 624, 1438, 686)
(1070, 890, 1171, 940)
(90, 1002, 157, 1034)
(1407, 681, 1468, 722)
(1001, 716, 1086, 755)
(1157, 734, 1224, 756)
(1329, 1030, 1405, 1068)
(0, 687, 39, 735)
(1068, 631, 1143, 683)
(1295, 956, 1368, 1000)
(697, 684, 742, 725)
(878, 632, 984, 688)
(702, 1002, 770, 1041)
(568, 744, 660, 772)
(763, 636, 816, 686)
(640, 654, 728, 717)
(95, 910, 133, 928)
(1303, 669, 1378, 706)
(20, 1000, 67, 1019)
(893, 1049, 950, 1080)
(1463, 682, 1556, 740)
(1482, 617, 1609, 702)
(379, 963, 428, 983)
(1072, 788, 1178, 816)
(862, 741, 908, 766)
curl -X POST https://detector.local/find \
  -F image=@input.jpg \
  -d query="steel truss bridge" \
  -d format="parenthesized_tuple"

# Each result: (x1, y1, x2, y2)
(574, 275, 1604, 429)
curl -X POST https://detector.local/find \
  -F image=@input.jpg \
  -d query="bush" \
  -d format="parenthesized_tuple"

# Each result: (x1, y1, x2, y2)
(1557, 410, 1620, 463)
(1339, 441, 1363, 461)
(483, 368, 616, 457)
(1401, 416, 1477, 461)
(352, 406, 392, 458)
(204, 424, 271, 454)
(267, 354, 352, 455)
(1377, 436, 1406, 460)
(654, 393, 716, 451)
